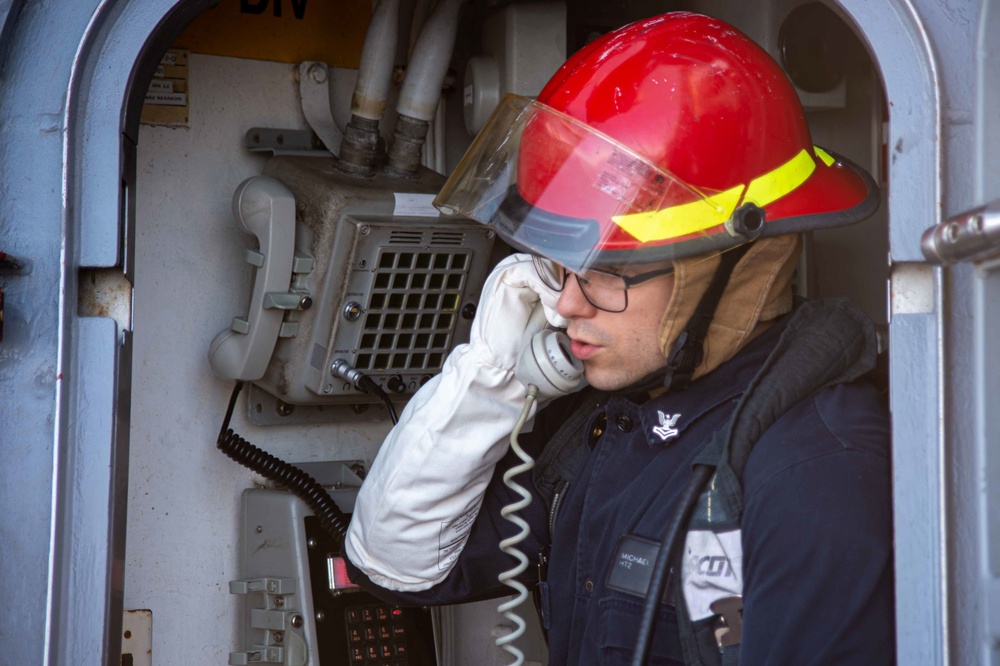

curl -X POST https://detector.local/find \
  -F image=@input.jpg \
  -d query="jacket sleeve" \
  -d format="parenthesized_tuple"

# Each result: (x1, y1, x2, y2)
(738, 382, 895, 665)
(343, 396, 570, 607)
(343, 254, 570, 592)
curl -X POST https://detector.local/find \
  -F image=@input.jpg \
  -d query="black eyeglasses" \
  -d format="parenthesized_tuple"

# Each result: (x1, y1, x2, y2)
(532, 255, 675, 313)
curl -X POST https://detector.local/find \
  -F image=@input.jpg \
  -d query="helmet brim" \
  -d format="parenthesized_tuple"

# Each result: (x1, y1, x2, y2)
(490, 150, 880, 269)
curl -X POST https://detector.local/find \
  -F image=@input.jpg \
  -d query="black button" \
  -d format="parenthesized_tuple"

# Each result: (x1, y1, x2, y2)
(616, 415, 632, 432)
(584, 579, 594, 592)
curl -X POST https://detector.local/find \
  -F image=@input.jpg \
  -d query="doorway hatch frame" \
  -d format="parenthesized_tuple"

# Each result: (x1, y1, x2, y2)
(0, 0, 949, 664)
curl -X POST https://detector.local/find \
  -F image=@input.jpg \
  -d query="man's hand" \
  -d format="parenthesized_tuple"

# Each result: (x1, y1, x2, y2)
(470, 253, 566, 370)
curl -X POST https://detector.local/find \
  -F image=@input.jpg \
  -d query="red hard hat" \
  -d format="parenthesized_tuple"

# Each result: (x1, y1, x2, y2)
(435, 12, 878, 271)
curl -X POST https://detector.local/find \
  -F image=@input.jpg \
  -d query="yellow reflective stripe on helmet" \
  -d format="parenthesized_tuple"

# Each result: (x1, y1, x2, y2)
(612, 185, 742, 243)
(742, 149, 815, 208)
(612, 147, 820, 243)
(814, 147, 835, 166)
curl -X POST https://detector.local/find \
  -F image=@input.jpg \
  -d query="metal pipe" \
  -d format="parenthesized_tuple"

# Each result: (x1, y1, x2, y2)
(339, 0, 400, 176)
(388, 0, 465, 176)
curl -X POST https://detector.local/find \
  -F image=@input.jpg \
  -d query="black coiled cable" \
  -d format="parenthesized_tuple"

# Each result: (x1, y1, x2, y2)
(217, 381, 350, 542)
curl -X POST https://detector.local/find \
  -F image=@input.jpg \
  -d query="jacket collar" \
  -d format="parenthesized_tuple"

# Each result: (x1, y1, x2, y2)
(638, 312, 792, 447)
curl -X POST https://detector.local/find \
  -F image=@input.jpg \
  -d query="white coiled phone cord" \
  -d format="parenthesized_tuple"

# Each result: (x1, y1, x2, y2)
(496, 384, 540, 666)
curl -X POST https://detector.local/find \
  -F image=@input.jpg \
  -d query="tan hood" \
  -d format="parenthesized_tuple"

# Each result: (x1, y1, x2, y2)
(658, 234, 802, 383)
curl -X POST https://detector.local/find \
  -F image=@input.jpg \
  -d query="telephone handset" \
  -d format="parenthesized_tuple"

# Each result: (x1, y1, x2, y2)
(515, 305, 585, 399)
(209, 176, 296, 382)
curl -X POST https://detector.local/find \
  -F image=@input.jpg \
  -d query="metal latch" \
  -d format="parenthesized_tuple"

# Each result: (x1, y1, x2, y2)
(229, 577, 297, 595)
(228, 578, 308, 666)
(921, 200, 1000, 264)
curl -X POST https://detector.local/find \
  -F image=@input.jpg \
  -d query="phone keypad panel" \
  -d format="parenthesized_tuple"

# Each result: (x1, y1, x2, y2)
(347, 603, 413, 664)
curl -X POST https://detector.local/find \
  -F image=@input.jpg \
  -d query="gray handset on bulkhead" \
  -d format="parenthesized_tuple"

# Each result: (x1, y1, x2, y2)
(208, 176, 296, 382)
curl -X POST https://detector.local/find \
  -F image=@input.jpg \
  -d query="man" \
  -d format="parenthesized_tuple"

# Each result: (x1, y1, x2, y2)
(345, 12, 893, 665)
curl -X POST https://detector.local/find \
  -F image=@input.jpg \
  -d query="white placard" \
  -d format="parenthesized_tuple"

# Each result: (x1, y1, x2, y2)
(149, 79, 174, 93)
(393, 193, 440, 217)
(144, 92, 187, 107)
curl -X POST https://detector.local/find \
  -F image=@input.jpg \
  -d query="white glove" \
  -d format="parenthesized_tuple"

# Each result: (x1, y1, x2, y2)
(345, 253, 567, 591)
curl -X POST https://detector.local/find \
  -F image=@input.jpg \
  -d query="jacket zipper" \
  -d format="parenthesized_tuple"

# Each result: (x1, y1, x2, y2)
(548, 478, 569, 536)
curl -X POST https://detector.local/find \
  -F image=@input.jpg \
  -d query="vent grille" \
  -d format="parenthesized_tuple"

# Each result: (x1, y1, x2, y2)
(387, 230, 467, 246)
(430, 231, 465, 246)
(354, 248, 470, 373)
(388, 230, 425, 244)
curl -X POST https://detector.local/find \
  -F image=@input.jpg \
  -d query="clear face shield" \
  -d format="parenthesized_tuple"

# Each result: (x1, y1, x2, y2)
(433, 95, 743, 277)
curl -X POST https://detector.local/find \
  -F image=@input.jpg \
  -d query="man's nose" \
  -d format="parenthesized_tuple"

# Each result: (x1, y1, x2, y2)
(556, 273, 598, 319)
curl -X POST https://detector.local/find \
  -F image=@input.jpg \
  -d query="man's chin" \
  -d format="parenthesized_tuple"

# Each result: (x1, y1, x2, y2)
(582, 366, 631, 392)
(583, 360, 670, 392)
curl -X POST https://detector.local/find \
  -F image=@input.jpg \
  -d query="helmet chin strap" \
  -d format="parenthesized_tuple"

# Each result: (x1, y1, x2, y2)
(663, 243, 754, 392)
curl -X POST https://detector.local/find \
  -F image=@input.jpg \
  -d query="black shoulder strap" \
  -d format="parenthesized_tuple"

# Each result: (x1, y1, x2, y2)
(675, 297, 879, 666)
(689, 296, 878, 526)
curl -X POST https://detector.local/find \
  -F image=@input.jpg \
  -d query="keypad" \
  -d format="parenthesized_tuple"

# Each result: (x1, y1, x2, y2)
(346, 602, 411, 664)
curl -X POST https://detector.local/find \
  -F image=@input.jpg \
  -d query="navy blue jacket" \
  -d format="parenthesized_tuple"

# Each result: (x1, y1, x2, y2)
(346, 314, 895, 665)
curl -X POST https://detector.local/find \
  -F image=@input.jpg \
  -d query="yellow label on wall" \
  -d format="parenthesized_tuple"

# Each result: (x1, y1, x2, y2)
(175, 0, 371, 67)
